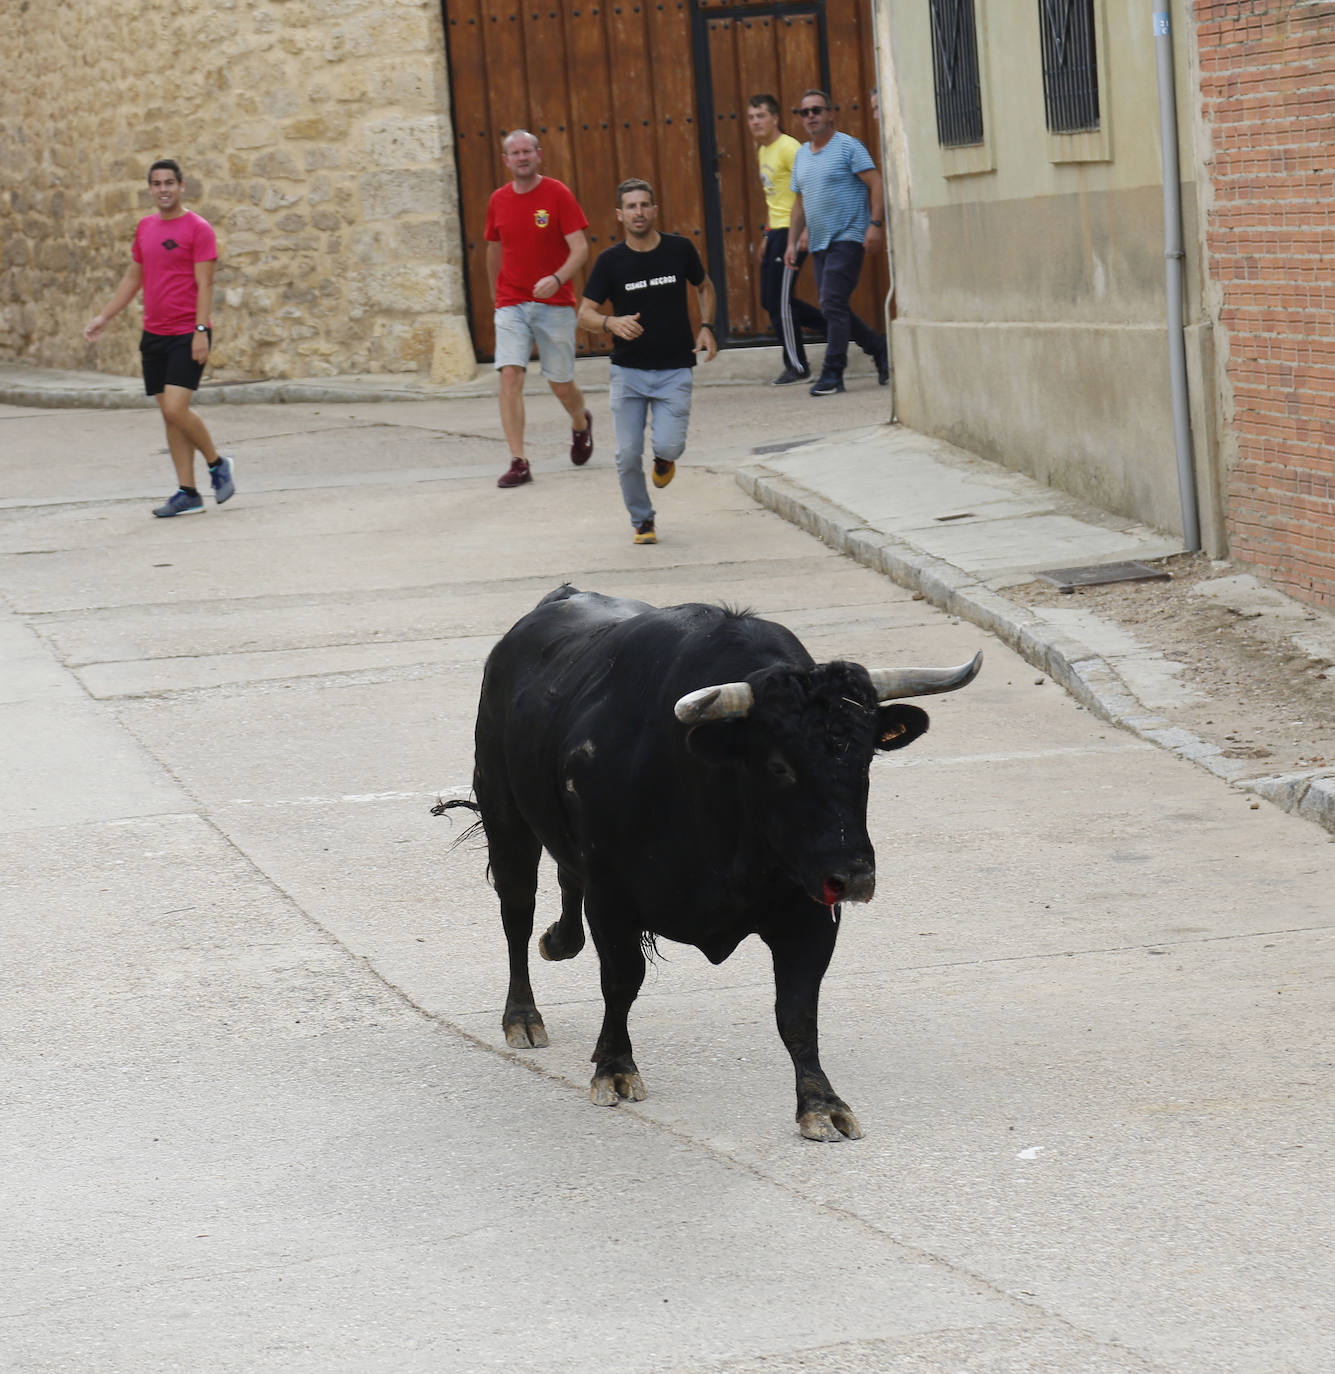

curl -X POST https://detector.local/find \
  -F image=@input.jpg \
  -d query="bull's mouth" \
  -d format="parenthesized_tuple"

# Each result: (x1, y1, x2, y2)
(821, 872, 875, 907)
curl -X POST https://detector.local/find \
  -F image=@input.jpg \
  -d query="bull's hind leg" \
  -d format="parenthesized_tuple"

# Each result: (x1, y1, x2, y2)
(585, 911, 648, 1105)
(487, 823, 550, 1050)
(764, 918, 863, 1142)
(538, 866, 586, 962)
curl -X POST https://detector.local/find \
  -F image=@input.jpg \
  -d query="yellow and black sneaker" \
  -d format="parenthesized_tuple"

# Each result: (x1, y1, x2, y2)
(633, 519, 657, 545)
(652, 458, 675, 488)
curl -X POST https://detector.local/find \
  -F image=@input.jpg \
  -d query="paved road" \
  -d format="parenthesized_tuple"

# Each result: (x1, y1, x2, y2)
(2, 386, 1332, 1373)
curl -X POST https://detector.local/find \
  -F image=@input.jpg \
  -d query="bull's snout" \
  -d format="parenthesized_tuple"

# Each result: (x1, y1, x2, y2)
(821, 864, 875, 907)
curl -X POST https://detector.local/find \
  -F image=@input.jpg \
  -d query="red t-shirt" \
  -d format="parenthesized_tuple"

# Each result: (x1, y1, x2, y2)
(132, 210, 217, 335)
(484, 177, 588, 309)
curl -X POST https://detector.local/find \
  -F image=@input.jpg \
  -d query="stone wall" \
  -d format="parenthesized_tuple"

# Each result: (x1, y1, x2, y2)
(1194, 0, 1335, 608)
(0, 0, 476, 384)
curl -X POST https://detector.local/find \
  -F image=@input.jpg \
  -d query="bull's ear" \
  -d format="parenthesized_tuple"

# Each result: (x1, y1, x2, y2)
(684, 720, 748, 767)
(875, 703, 929, 751)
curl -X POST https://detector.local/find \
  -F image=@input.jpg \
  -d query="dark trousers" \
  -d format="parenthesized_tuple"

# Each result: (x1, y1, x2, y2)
(811, 240, 882, 376)
(760, 228, 825, 373)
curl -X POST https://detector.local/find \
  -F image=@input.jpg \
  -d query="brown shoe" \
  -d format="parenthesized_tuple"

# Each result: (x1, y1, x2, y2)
(497, 457, 532, 488)
(571, 410, 593, 465)
(651, 458, 675, 489)
(633, 519, 657, 545)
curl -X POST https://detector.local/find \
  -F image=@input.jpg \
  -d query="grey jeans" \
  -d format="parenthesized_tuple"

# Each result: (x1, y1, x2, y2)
(609, 364, 694, 526)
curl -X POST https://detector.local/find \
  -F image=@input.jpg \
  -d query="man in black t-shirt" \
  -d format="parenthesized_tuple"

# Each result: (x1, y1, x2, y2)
(577, 179, 717, 544)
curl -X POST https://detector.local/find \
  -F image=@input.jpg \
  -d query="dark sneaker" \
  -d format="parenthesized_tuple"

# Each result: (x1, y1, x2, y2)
(652, 458, 675, 489)
(633, 519, 657, 545)
(770, 365, 810, 386)
(497, 457, 532, 488)
(209, 454, 236, 503)
(152, 488, 204, 518)
(570, 410, 593, 465)
(809, 373, 845, 397)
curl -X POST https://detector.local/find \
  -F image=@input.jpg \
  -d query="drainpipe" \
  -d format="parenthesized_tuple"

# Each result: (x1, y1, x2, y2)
(1154, 7, 1201, 551)
(870, 0, 898, 421)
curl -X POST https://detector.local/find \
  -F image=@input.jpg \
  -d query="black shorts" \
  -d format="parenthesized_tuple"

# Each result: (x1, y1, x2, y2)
(140, 329, 209, 395)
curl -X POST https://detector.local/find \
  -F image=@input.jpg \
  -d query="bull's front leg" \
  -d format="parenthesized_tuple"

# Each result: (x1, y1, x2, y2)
(764, 915, 863, 1142)
(538, 865, 586, 962)
(586, 917, 647, 1106)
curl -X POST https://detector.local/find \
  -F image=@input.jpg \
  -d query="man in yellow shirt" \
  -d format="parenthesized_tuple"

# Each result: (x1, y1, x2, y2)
(748, 93, 826, 385)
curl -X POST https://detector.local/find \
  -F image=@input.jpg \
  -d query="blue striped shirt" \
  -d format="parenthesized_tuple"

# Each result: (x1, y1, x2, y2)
(790, 132, 875, 252)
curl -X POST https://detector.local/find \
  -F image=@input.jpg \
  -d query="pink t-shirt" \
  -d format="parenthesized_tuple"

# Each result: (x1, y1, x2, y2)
(132, 210, 217, 335)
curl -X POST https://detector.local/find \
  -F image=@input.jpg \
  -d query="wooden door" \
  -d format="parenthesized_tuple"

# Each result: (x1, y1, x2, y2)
(443, 0, 707, 361)
(693, 0, 888, 342)
(441, 0, 886, 359)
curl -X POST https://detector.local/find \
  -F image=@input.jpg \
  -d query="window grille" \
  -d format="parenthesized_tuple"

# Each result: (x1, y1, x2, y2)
(1039, 0, 1100, 133)
(929, 0, 984, 148)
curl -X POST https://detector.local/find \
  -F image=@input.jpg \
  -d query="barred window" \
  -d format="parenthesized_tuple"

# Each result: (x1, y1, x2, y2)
(1039, 0, 1100, 133)
(929, 0, 984, 148)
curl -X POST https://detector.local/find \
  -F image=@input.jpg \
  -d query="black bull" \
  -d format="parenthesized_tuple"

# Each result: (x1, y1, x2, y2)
(438, 585, 981, 1141)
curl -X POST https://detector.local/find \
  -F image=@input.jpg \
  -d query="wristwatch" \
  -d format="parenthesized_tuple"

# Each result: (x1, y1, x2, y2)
(195, 324, 209, 332)
(869, 218, 884, 228)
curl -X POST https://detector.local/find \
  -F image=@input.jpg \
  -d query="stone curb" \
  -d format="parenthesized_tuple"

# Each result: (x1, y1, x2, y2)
(738, 460, 1335, 838)
(0, 351, 879, 411)
(0, 378, 511, 409)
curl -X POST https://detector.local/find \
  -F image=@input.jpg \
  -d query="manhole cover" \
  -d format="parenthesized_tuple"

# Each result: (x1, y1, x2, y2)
(1035, 561, 1171, 593)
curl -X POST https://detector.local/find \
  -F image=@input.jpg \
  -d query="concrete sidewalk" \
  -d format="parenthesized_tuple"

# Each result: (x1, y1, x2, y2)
(3, 358, 1332, 834)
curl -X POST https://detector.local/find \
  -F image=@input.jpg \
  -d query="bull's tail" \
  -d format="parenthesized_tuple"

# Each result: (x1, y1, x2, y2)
(430, 796, 487, 848)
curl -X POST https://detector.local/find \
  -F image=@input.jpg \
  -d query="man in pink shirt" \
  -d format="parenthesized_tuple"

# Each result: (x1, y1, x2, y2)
(84, 159, 235, 517)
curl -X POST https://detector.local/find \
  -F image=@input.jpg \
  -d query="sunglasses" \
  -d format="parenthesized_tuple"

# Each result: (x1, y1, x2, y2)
(796, 104, 830, 116)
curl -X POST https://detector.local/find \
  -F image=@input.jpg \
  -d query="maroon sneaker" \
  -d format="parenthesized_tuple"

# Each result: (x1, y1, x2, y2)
(497, 457, 532, 488)
(570, 410, 593, 466)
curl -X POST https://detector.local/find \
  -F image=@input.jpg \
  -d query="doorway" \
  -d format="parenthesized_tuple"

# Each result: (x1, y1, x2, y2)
(440, 0, 886, 358)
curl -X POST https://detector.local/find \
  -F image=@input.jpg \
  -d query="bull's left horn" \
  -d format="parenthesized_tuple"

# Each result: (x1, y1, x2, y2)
(674, 681, 754, 724)
(868, 652, 982, 701)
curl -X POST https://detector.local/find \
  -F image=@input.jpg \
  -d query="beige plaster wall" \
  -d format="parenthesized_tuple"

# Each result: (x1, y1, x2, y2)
(0, 0, 476, 384)
(876, 0, 1224, 552)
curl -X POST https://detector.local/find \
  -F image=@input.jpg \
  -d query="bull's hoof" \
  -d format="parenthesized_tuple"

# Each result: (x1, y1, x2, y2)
(798, 1106, 863, 1142)
(539, 922, 584, 962)
(590, 1071, 647, 1106)
(503, 1014, 549, 1049)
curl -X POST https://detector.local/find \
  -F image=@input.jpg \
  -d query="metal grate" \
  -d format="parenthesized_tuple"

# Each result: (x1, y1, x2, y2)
(1035, 561, 1170, 592)
(1038, 0, 1100, 133)
(929, 0, 984, 148)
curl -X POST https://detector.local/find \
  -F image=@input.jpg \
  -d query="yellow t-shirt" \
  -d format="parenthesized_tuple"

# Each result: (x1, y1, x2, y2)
(757, 133, 800, 229)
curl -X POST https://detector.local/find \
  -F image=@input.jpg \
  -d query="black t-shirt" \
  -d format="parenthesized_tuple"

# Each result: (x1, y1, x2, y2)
(582, 234, 706, 370)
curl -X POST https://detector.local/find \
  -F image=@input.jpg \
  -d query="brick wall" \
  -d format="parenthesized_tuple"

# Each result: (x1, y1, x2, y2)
(1195, 1, 1335, 606)
(0, 0, 475, 384)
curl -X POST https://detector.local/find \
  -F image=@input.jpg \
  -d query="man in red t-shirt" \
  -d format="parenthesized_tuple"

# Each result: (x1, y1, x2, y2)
(84, 159, 235, 518)
(484, 130, 593, 489)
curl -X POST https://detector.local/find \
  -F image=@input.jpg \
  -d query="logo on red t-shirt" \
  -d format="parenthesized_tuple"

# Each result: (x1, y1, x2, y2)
(535, 209, 549, 227)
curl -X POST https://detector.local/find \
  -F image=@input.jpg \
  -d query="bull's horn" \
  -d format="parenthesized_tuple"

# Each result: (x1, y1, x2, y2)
(674, 681, 755, 724)
(868, 652, 983, 701)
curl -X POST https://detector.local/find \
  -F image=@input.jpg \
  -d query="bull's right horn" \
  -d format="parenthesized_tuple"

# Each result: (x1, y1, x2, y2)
(867, 652, 983, 701)
(674, 681, 755, 724)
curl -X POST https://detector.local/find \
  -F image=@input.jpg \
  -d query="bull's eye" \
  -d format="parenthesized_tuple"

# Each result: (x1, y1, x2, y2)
(766, 752, 797, 786)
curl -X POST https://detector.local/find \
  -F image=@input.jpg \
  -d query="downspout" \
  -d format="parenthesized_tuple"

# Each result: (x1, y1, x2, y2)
(869, 0, 898, 422)
(1154, 7, 1201, 551)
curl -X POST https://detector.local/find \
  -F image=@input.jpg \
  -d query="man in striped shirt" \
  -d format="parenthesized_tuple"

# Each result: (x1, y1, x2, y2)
(785, 90, 889, 397)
